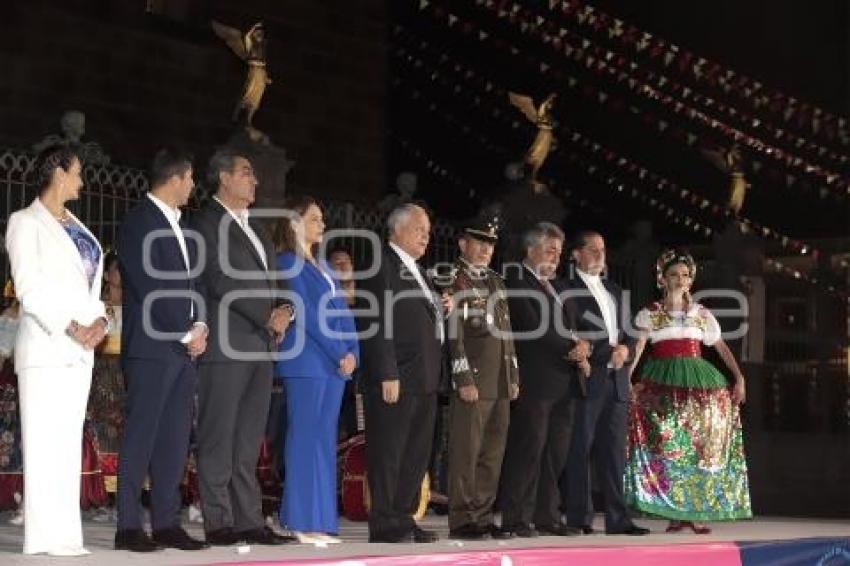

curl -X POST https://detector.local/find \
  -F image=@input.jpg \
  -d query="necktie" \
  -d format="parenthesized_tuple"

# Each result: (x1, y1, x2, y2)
(541, 278, 561, 305)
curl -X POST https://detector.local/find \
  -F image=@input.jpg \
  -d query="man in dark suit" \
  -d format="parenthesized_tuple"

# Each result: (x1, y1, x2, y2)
(498, 222, 589, 538)
(562, 230, 649, 536)
(116, 148, 208, 552)
(358, 203, 448, 543)
(191, 148, 293, 546)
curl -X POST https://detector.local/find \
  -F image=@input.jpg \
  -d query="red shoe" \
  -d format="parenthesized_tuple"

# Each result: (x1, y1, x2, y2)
(665, 521, 684, 533)
(690, 522, 712, 535)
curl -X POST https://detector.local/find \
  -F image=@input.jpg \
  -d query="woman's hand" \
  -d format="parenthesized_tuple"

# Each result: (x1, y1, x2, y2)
(83, 319, 108, 350)
(567, 339, 591, 362)
(339, 352, 357, 376)
(441, 291, 454, 316)
(731, 377, 746, 405)
(67, 319, 107, 350)
(630, 381, 644, 401)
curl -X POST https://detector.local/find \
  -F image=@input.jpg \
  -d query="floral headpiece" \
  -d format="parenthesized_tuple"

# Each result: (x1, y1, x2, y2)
(656, 249, 697, 289)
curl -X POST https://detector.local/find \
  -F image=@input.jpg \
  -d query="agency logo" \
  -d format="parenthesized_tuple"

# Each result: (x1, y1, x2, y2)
(816, 544, 850, 566)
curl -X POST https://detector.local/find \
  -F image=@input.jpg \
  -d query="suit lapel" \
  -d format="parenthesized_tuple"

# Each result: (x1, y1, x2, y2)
(144, 197, 188, 272)
(602, 278, 622, 342)
(248, 218, 275, 270)
(30, 198, 88, 281)
(306, 261, 345, 308)
(386, 247, 436, 321)
(179, 217, 195, 273)
(569, 275, 609, 336)
(211, 199, 269, 273)
(230, 221, 265, 270)
(521, 265, 560, 312)
(417, 263, 440, 322)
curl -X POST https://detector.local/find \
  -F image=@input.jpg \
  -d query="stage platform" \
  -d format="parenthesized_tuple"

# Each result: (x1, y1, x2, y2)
(0, 513, 847, 565)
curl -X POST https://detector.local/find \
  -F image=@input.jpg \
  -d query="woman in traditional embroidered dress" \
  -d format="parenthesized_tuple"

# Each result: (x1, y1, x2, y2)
(624, 250, 751, 534)
(0, 285, 23, 521)
(80, 416, 107, 512)
(86, 251, 125, 516)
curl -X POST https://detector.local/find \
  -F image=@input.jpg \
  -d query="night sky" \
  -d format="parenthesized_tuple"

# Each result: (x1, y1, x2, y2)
(388, 0, 850, 248)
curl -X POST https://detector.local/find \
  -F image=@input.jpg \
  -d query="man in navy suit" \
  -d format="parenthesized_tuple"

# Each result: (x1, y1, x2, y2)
(561, 230, 649, 536)
(116, 148, 209, 552)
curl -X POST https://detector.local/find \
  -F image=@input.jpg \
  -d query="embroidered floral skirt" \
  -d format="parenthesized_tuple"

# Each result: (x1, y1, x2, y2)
(624, 356, 752, 521)
(88, 354, 125, 494)
(0, 359, 22, 510)
(80, 419, 108, 509)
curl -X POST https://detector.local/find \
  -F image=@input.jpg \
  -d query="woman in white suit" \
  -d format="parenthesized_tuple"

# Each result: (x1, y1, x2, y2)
(5, 144, 108, 556)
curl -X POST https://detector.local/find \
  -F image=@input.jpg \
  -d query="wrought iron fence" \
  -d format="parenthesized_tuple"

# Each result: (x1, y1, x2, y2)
(3, 147, 847, 433)
(0, 147, 460, 280)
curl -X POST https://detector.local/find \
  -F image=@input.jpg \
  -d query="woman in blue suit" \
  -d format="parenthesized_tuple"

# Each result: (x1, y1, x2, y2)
(273, 196, 359, 543)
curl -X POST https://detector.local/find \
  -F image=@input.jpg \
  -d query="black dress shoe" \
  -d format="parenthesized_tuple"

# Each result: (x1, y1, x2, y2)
(537, 523, 581, 537)
(449, 524, 488, 540)
(412, 526, 439, 543)
(238, 526, 295, 545)
(114, 529, 163, 552)
(274, 528, 299, 543)
(429, 502, 449, 515)
(152, 527, 209, 550)
(504, 523, 538, 538)
(368, 525, 411, 543)
(205, 527, 243, 546)
(606, 524, 651, 536)
(486, 524, 516, 540)
(368, 531, 405, 543)
(579, 525, 596, 535)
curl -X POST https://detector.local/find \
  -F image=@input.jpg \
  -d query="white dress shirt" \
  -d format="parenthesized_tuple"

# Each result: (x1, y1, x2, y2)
(523, 261, 562, 304)
(389, 242, 444, 344)
(147, 193, 190, 274)
(146, 193, 203, 342)
(214, 196, 268, 270)
(577, 268, 618, 347)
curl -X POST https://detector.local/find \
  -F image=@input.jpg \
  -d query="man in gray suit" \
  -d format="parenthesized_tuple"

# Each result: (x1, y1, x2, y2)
(191, 148, 293, 546)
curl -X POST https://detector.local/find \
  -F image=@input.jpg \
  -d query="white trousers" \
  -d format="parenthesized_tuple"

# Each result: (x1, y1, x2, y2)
(18, 364, 92, 555)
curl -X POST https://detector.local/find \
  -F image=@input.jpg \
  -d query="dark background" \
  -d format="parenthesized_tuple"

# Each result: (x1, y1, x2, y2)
(0, 0, 848, 517)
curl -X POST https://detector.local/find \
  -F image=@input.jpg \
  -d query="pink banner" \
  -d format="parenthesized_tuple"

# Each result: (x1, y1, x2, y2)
(215, 542, 742, 566)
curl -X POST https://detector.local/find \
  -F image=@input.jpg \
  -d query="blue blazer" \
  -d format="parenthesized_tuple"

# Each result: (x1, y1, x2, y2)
(119, 196, 203, 361)
(275, 252, 359, 379)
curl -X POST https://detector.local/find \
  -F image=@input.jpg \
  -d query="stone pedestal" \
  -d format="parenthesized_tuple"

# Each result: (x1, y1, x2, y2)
(498, 180, 567, 259)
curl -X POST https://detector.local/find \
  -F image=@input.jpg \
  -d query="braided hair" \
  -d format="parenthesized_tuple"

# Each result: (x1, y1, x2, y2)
(31, 143, 82, 195)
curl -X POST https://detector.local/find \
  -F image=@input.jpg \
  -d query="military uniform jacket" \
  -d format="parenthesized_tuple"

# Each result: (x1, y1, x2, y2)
(448, 259, 519, 399)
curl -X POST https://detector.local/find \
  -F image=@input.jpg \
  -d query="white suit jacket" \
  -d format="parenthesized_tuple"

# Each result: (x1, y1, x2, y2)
(5, 198, 106, 370)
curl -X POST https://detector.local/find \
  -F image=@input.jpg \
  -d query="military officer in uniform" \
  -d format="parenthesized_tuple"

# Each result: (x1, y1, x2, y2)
(446, 216, 519, 540)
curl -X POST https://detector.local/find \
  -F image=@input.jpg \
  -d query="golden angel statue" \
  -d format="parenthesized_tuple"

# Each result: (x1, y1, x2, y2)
(702, 143, 749, 214)
(508, 92, 557, 193)
(212, 20, 271, 141)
